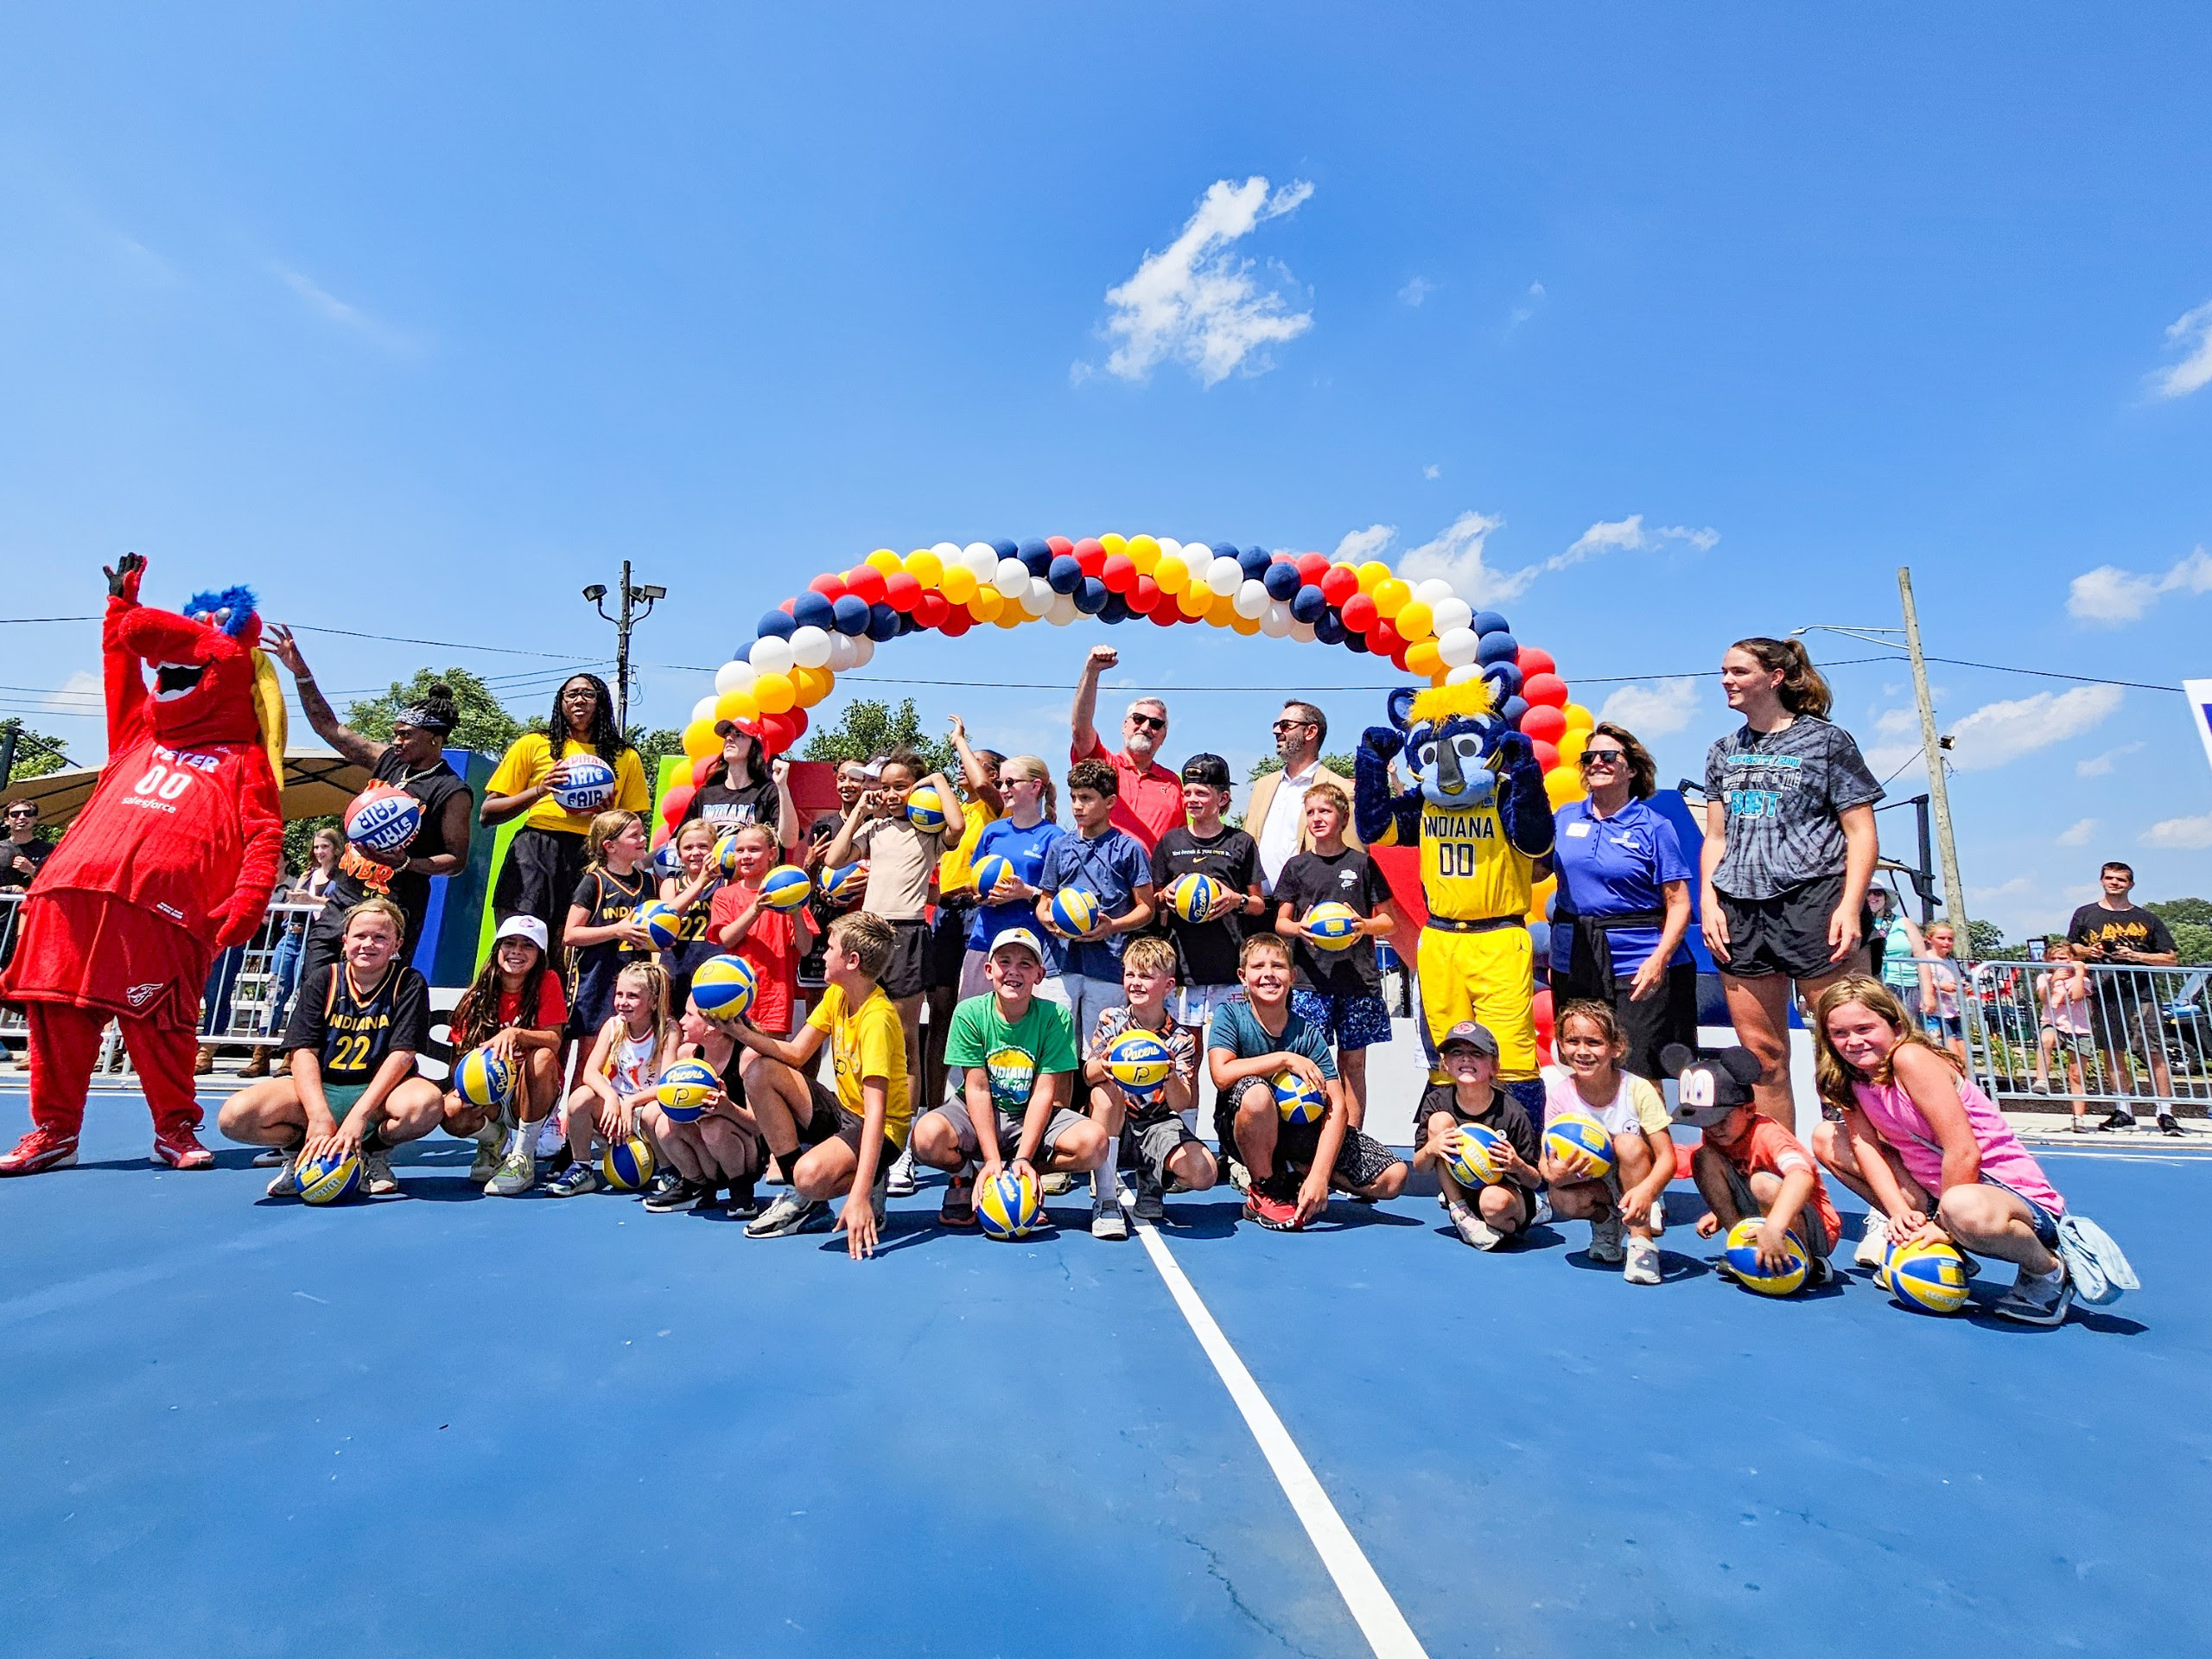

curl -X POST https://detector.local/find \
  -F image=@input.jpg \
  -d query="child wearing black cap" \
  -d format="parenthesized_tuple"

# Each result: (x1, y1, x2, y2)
(1152, 752, 1263, 1039)
(1413, 1020, 1546, 1250)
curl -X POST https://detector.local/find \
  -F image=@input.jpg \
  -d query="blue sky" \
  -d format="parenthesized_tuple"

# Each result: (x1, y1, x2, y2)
(3, 5, 2209, 938)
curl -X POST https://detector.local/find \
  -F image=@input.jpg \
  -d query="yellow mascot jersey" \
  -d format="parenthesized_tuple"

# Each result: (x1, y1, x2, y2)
(1416, 802, 1535, 924)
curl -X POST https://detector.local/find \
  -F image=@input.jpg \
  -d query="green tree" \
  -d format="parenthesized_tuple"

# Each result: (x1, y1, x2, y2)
(0, 721, 72, 848)
(628, 726, 686, 783)
(1966, 918, 2008, 960)
(2168, 922, 2212, 967)
(802, 698, 955, 776)
(2147, 897, 2212, 931)
(1249, 752, 1359, 782)
(345, 666, 524, 756)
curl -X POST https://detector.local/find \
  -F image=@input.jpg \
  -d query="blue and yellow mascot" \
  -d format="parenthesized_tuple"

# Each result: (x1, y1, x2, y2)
(1355, 675, 1552, 1085)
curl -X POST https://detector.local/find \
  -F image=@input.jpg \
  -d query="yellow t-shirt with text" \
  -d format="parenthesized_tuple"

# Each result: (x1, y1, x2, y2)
(486, 734, 651, 836)
(1417, 801, 1535, 924)
(807, 982, 913, 1148)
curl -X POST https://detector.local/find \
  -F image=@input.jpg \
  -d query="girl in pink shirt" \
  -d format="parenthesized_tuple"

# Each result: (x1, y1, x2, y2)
(1808, 976, 2072, 1325)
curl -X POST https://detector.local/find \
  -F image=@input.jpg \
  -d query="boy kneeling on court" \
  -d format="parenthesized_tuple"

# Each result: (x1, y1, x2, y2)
(219, 897, 445, 1198)
(1211, 934, 1405, 1231)
(1083, 935, 1217, 1236)
(1413, 1020, 1546, 1249)
(1665, 1044, 1840, 1288)
(912, 927, 1103, 1230)
(724, 912, 910, 1259)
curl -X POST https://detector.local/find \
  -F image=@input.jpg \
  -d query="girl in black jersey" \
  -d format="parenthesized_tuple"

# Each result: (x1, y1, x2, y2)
(637, 995, 767, 1218)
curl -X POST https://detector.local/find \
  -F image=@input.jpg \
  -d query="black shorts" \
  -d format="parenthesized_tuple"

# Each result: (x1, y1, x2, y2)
(798, 1081, 845, 1148)
(1554, 960, 1699, 1081)
(880, 918, 931, 1000)
(927, 900, 975, 994)
(1216, 1084, 1402, 1192)
(1715, 873, 1865, 982)
(493, 826, 590, 946)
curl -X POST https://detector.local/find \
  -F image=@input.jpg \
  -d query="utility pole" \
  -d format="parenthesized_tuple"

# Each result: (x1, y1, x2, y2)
(582, 562, 665, 734)
(0, 721, 18, 791)
(1897, 567, 1968, 944)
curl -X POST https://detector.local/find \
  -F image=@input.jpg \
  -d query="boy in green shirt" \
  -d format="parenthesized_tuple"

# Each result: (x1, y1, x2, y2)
(912, 928, 1104, 1230)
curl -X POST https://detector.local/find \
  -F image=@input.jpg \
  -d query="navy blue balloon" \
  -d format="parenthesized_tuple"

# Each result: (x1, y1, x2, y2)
(1344, 629, 1370, 656)
(1236, 545, 1272, 578)
(756, 609, 797, 640)
(1471, 610, 1511, 638)
(1018, 538, 1053, 575)
(1499, 695, 1529, 728)
(1289, 584, 1328, 624)
(893, 611, 919, 637)
(991, 539, 1019, 561)
(731, 638, 755, 664)
(1047, 555, 1084, 594)
(1262, 562, 1301, 601)
(1313, 610, 1347, 645)
(865, 602, 900, 642)
(791, 592, 836, 632)
(1073, 576, 1109, 615)
(1476, 631, 1521, 666)
(1099, 593, 1132, 626)
(1485, 661, 1524, 698)
(831, 594, 871, 636)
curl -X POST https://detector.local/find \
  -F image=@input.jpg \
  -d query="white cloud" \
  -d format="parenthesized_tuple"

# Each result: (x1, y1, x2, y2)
(2143, 812, 2212, 850)
(1393, 512, 1531, 605)
(2056, 817, 2098, 848)
(1545, 514, 1719, 575)
(2150, 299, 2212, 400)
(1874, 707, 1918, 738)
(1332, 524, 1397, 565)
(274, 265, 421, 354)
(1422, 463, 1440, 480)
(1099, 177, 1314, 387)
(1597, 677, 1701, 736)
(43, 669, 100, 714)
(2066, 546, 2212, 625)
(1969, 874, 2038, 903)
(1509, 281, 1546, 327)
(1399, 276, 1436, 307)
(1945, 684, 2124, 772)
(2075, 741, 2143, 778)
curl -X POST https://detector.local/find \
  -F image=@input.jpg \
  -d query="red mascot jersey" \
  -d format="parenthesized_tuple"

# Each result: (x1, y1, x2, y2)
(2, 573, 283, 1027)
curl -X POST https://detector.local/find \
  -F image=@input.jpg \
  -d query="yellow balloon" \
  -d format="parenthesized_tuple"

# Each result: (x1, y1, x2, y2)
(1395, 599, 1433, 641)
(1357, 561, 1391, 594)
(1154, 553, 1187, 594)
(1405, 639, 1444, 677)
(969, 587, 1003, 622)
(1526, 873, 1558, 925)
(1542, 766, 1583, 810)
(940, 564, 978, 604)
(1230, 610, 1262, 636)
(1374, 578, 1411, 619)
(714, 688, 759, 725)
(904, 549, 944, 590)
(1126, 535, 1160, 575)
(866, 548, 901, 575)
(753, 672, 797, 715)
(681, 720, 719, 761)
(1561, 702, 1594, 731)
(1206, 590, 1237, 625)
(1098, 533, 1128, 558)
(994, 607, 1024, 629)
(1178, 581, 1212, 619)
(1557, 728, 1587, 765)
(791, 664, 833, 708)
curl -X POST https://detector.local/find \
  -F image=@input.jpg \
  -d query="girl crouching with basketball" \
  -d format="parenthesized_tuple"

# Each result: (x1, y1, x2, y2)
(549, 961, 676, 1198)
(1541, 1001, 1675, 1285)
(1809, 976, 2078, 1324)
(636, 995, 766, 1218)
(441, 913, 568, 1198)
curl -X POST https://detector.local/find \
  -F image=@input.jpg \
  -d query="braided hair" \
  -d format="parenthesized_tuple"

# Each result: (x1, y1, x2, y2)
(547, 673, 627, 766)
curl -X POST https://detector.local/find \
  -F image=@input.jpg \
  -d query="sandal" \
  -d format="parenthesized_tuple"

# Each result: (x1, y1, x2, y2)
(939, 1176, 976, 1229)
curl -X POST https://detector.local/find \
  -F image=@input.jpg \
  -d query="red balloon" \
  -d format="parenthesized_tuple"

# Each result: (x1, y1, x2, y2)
(1128, 575, 1160, 613)
(778, 597, 795, 615)
(913, 591, 950, 628)
(844, 566, 887, 607)
(1390, 644, 1412, 672)
(1522, 672, 1569, 709)
(1046, 535, 1074, 558)
(658, 784, 696, 823)
(1076, 540, 1107, 578)
(1532, 986, 1554, 1030)
(883, 571, 921, 612)
(1341, 592, 1380, 632)
(1532, 739, 1560, 771)
(756, 711, 800, 754)
(1520, 704, 1567, 743)
(1517, 646, 1557, 678)
(808, 573, 846, 601)
(1295, 551, 1330, 583)
(938, 609, 971, 639)
(1369, 620, 1403, 657)
(1150, 603, 1180, 628)
(690, 753, 719, 787)
(1100, 554, 1136, 594)
(1320, 565, 1360, 606)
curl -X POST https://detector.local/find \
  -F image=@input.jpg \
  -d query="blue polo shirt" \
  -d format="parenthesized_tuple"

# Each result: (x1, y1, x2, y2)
(1548, 796, 1694, 979)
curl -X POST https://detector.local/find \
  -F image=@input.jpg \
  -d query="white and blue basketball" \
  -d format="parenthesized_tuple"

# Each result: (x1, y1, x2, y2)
(1888, 1239, 1971, 1315)
(1301, 901, 1363, 952)
(1166, 872, 1225, 924)
(297, 1150, 362, 1205)
(1724, 1217, 1809, 1296)
(970, 852, 1015, 899)
(1107, 1029, 1175, 1093)
(601, 1135, 656, 1191)
(454, 1046, 516, 1110)
(1272, 1068, 1327, 1126)
(760, 864, 813, 911)
(550, 754, 618, 812)
(342, 785, 422, 855)
(1445, 1122, 1507, 1187)
(905, 785, 950, 834)
(713, 833, 747, 879)
(1543, 1111, 1615, 1182)
(690, 954, 757, 1020)
(1048, 887, 1101, 938)
(655, 1059, 721, 1122)
(819, 861, 868, 907)
(976, 1166, 1043, 1239)
(633, 901, 683, 950)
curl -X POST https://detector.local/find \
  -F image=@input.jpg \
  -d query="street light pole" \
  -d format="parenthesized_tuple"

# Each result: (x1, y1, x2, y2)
(1897, 566, 1969, 945)
(582, 562, 666, 734)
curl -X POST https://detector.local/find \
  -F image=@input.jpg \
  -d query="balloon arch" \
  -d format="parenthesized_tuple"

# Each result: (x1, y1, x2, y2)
(667, 532, 1597, 829)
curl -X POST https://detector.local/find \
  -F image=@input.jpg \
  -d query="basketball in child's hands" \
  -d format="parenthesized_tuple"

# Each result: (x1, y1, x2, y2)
(454, 1046, 517, 1109)
(759, 865, 813, 911)
(1048, 888, 1101, 937)
(1542, 1111, 1614, 1182)
(1723, 1217, 1809, 1296)
(1301, 902, 1363, 951)
(655, 1059, 720, 1122)
(690, 954, 757, 1020)
(1445, 1122, 1506, 1186)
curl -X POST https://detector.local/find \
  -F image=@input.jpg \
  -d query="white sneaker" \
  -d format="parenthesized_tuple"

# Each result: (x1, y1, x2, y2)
(1624, 1234, 1661, 1285)
(1992, 1262, 2073, 1325)
(265, 1153, 302, 1198)
(1855, 1212, 1890, 1270)
(1090, 1201, 1129, 1241)
(885, 1146, 918, 1198)
(1446, 1198, 1501, 1250)
(534, 1113, 567, 1160)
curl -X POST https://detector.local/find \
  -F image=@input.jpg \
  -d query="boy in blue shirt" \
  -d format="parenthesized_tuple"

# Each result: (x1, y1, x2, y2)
(1035, 758, 1156, 1056)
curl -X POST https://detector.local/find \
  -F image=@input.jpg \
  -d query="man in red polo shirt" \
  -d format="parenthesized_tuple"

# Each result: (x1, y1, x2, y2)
(1070, 645, 1183, 852)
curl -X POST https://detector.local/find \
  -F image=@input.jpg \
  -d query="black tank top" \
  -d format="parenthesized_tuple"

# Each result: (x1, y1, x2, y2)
(327, 747, 469, 944)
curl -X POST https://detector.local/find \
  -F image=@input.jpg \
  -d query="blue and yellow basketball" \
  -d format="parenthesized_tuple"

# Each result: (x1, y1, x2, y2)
(297, 1150, 362, 1206)
(690, 954, 757, 1020)
(1888, 1238, 1972, 1315)
(760, 864, 813, 912)
(655, 1059, 721, 1122)
(454, 1046, 517, 1110)
(1272, 1068, 1327, 1125)
(1445, 1122, 1507, 1187)
(1301, 901, 1363, 952)
(976, 1166, 1043, 1239)
(713, 833, 747, 879)
(818, 861, 868, 907)
(1543, 1111, 1615, 1182)
(1723, 1217, 1810, 1295)
(1048, 887, 1101, 938)
(1166, 872, 1225, 924)
(906, 785, 950, 834)
(970, 852, 1015, 899)
(633, 901, 683, 950)
(550, 754, 617, 811)
(601, 1135, 657, 1192)
(1107, 1029, 1175, 1092)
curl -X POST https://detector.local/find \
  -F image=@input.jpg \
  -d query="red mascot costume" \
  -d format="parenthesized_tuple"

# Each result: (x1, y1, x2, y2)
(0, 554, 285, 1174)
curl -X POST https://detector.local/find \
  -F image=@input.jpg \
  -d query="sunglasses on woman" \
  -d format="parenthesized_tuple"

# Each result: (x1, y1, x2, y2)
(1579, 749, 1627, 769)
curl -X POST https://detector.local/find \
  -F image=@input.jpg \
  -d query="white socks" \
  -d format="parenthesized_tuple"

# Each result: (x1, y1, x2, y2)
(1093, 1136, 1121, 1207)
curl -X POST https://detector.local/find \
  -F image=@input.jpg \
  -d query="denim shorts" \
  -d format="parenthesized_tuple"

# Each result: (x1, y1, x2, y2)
(1980, 1173, 2062, 1249)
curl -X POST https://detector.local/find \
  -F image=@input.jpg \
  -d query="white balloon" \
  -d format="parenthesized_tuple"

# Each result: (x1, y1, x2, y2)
(1155, 537, 1182, 564)
(690, 695, 718, 727)
(827, 634, 859, 671)
(849, 634, 874, 668)
(1048, 591, 1079, 626)
(1234, 578, 1269, 620)
(1446, 663, 1484, 686)
(994, 557, 1030, 599)
(1431, 597, 1473, 638)
(1436, 626, 1481, 669)
(1289, 621, 1319, 644)
(788, 625, 832, 670)
(1414, 577, 1455, 607)
(748, 635, 795, 677)
(1261, 601, 1294, 639)
(714, 659, 756, 696)
(931, 541, 963, 566)
(1024, 575, 1055, 616)
(1207, 560, 1243, 598)
(962, 542, 999, 578)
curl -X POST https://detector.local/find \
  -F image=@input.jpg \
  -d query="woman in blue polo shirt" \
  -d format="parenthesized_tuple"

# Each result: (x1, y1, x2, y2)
(1550, 724, 1696, 1079)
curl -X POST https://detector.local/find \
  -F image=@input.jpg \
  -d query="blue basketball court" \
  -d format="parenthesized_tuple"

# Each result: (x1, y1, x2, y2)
(3, 1090, 2204, 1658)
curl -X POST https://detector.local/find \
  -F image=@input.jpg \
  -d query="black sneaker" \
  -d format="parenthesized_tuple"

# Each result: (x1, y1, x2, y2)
(725, 1179, 760, 1220)
(644, 1176, 708, 1213)
(2098, 1109, 2137, 1132)
(2158, 1113, 2183, 1137)
(642, 1169, 686, 1208)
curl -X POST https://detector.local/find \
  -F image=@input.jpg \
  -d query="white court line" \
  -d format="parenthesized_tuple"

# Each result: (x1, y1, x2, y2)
(1132, 1216, 1430, 1659)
